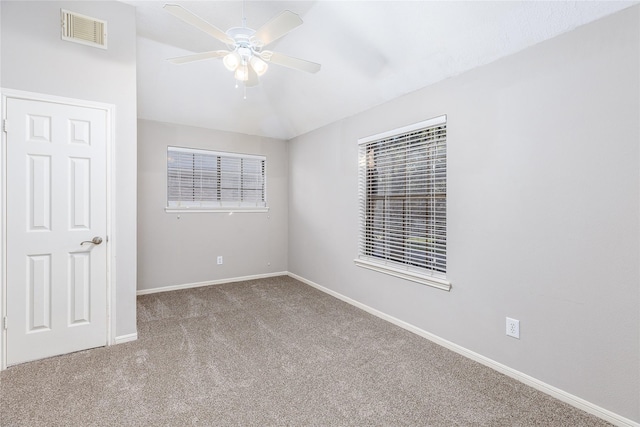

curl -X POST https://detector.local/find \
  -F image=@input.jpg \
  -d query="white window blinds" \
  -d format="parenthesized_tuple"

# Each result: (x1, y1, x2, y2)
(356, 116, 448, 288)
(167, 146, 267, 210)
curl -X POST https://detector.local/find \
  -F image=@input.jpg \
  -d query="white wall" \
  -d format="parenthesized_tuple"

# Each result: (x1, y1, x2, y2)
(288, 6, 639, 423)
(1, 1, 138, 338)
(137, 119, 288, 291)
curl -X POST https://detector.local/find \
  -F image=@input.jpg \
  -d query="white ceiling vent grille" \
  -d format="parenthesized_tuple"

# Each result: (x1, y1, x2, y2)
(61, 9, 107, 49)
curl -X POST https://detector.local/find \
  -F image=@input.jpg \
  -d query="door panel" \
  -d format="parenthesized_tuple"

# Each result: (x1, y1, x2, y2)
(6, 97, 108, 366)
(69, 157, 91, 229)
(27, 254, 52, 331)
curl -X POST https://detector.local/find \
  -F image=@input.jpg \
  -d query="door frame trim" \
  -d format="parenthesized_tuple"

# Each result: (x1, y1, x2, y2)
(0, 88, 116, 370)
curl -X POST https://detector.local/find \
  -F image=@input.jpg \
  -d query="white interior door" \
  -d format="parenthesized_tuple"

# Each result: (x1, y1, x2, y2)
(5, 97, 108, 366)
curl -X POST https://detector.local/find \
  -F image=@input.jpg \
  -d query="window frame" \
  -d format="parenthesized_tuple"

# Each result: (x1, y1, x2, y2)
(354, 115, 450, 291)
(165, 146, 268, 213)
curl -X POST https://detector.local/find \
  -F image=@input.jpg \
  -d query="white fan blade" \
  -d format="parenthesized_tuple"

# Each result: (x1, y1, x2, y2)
(164, 4, 234, 45)
(246, 65, 260, 87)
(261, 51, 321, 74)
(252, 10, 302, 46)
(167, 50, 230, 64)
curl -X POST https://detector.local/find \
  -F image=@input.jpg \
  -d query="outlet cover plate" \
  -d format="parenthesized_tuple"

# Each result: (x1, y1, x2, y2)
(506, 317, 520, 339)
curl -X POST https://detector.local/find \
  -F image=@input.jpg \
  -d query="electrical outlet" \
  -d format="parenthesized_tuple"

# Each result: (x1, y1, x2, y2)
(506, 317, 520, 339)
(217, 256, 223, 265)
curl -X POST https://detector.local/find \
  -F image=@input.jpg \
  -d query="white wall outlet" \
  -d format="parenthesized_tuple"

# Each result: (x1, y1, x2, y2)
(506, 317, 520, 339)
(217, 256, 223, 265)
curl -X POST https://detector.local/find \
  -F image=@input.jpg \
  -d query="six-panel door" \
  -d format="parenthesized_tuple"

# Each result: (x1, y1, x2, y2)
(6, 97, 108, 366)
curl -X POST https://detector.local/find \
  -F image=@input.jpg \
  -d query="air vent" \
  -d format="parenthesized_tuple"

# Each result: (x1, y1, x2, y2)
(61, 9, 107, 49)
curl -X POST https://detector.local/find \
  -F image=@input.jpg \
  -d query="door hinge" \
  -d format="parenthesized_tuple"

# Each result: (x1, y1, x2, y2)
(2, 119, 8, 133)
(3, 316, 7, 330)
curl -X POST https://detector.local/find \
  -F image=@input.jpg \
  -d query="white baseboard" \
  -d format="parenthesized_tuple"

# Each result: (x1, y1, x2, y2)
(136, 271, 289, 296)
(288, 272, 639, 427)
(113, 332, 137, 345)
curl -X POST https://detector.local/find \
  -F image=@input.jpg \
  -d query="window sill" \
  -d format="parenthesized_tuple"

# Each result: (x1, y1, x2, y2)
(354, 258, 451, 291)
(165, 207, 269, 213)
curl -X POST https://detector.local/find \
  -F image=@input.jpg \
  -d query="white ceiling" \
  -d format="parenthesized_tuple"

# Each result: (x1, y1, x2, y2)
(130, 1, 636, 140)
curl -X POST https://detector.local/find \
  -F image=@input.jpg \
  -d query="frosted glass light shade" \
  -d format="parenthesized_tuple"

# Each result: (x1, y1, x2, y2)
(234, 64, 249, 81)
(223, 51, 241, 71)
(250, 56, 268, 76)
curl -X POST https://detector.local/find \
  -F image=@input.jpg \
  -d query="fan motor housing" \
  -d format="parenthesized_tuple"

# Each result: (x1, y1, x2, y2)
(227, 27, 260, 47)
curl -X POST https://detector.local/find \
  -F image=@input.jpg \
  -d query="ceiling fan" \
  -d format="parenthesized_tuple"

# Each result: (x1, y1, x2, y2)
(163, 4, 321, 88)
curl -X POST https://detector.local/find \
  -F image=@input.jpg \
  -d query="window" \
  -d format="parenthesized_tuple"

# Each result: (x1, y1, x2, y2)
(167, 146, 267, 212)
(355, 115, 449, 290)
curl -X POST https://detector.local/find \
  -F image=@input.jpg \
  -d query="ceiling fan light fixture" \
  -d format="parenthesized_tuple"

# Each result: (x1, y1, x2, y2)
(250, 56, 269, 76)
(164, 5, 321, 89)
(223, 51, 241, 71)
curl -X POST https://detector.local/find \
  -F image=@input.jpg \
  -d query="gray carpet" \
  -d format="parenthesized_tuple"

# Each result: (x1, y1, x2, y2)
(1, 276, 611, 426)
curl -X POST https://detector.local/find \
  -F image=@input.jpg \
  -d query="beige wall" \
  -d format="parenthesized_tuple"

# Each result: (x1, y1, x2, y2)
(1, 1, 138, 338)
(288, 6, 639, 422)
(137, 119, 288, 291)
